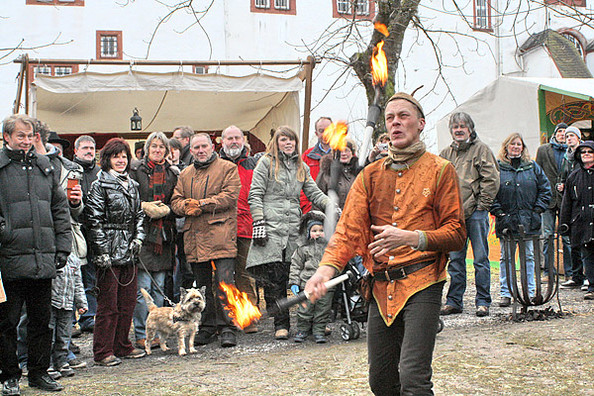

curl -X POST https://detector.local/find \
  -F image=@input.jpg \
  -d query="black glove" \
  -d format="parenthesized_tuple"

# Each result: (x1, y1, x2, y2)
(252, 220, 268, 247)
(94, 254, 112, 270)
(55, 251, 69, 270)
(130, 239, 142, 256)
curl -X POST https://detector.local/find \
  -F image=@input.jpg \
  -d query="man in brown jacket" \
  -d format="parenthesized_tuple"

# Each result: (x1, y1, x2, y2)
(171, 133, 241, 348)
(306, 93, 466, 395)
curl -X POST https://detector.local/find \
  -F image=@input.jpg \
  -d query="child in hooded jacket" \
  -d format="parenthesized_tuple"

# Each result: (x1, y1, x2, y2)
(289, 211, 332, 343)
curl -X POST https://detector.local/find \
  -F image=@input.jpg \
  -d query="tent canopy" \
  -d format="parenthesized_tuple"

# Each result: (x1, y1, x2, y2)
(32, 70, 303, 143)
(436, 76, 594, 156)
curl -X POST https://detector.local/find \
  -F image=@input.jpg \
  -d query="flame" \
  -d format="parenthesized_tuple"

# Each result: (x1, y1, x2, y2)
(374, 22, 390, 37)
(219, 282, 262, 329)
(323, 121, 348, 152)
(371, 40, 388, 87)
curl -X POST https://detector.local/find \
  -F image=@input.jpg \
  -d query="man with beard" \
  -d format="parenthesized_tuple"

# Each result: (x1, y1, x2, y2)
(72, 135, 100, 334)
(171, 133, 241, 348)
(219, 126, 258, 332)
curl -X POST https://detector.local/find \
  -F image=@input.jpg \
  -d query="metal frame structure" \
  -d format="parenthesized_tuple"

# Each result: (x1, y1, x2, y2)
(14, 54, 319, 153)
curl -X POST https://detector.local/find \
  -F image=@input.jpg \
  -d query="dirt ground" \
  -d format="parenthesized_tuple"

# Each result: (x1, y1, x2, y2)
(18, 268, 594, 395)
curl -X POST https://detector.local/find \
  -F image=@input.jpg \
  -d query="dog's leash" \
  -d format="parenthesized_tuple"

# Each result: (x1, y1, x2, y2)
(137, 253, 176, 307)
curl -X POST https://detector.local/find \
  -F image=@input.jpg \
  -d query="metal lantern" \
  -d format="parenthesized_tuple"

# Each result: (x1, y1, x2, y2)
(130, 108, 142, 131)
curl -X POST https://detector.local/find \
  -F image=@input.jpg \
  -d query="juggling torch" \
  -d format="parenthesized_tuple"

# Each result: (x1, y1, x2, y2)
(358, 23, 390, 168)
(268, 271, 355, 315)
(322, 121, 349, 236)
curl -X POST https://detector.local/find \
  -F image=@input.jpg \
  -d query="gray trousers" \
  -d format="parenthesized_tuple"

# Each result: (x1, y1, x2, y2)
(367, 281, 444, 396)
(50, 307, 73, 368)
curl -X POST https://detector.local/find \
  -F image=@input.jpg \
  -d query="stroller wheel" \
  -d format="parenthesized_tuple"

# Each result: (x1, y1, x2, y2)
(339, 323, 353, 341)
(352, 322, 361, 340)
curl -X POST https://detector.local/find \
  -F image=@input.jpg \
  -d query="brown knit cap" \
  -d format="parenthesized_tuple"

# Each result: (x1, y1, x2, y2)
(386, 92, 424, 118)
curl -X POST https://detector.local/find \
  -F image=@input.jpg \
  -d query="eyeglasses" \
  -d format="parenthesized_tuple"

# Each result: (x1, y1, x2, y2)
(581, 149, 594, 154)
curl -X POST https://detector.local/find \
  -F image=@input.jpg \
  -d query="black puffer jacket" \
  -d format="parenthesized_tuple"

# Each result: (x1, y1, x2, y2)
(130, 159, 178, 272)
(559, 141, 594, 248)
(0, 147, 72, 281)
(84, 170, 145, 266)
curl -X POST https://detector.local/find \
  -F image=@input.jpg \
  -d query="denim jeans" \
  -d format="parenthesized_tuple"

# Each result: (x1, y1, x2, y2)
(582, 245, 594, 293)
(445, 210, 491, 309)
(368, 282, 444, 396)
(499, 240, 536, 299)
(50, 307, 73, 368)
(541, 209, 573, 276)
(133, 270, 167, 340)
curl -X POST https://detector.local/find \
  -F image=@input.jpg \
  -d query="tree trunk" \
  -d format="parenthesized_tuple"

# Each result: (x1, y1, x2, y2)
(350, 0, 421, 137)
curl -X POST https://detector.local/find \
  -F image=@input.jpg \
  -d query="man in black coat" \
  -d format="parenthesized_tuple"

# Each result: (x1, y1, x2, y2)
(0, 114, 72, 394)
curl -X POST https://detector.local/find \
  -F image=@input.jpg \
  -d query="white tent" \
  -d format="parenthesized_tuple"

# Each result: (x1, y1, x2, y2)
(31, 70, 303, 143)
(436, 76, 594, 156)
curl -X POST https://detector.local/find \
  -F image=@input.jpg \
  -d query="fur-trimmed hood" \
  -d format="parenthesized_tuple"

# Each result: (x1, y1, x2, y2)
(298, 210, 326, 237)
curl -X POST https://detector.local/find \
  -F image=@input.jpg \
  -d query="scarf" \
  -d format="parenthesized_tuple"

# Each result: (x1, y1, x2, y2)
(109, 169, 129, 189)
(73, 156, 96, 172)
(384, 140, 426, 169)
(193, 153, 217, 170)
(146, 159, 167, 254)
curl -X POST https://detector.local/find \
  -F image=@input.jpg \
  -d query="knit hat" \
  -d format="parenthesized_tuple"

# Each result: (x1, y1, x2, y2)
(554, 123, 568, 134)
(564, 126, 581, 140)
(386, 92, 425, 118)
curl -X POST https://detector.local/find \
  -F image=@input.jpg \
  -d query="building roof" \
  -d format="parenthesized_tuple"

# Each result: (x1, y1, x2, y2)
(519, 29, 592, 78)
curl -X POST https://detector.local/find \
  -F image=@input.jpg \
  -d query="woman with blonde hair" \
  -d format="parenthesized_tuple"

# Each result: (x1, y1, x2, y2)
(247, 126, 332, 340)
(490, 133, 551, 307)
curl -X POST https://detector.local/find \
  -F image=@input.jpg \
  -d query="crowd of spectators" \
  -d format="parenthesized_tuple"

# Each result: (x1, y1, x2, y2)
(0, 109, 593, 395)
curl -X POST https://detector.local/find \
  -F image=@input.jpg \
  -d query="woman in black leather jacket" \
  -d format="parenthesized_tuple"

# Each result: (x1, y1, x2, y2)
(84, 138, 146, 366)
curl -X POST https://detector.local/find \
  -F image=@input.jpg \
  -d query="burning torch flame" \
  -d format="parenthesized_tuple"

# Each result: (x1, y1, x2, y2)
(323, 121, 349, 152)
(371, 40, 388, 87)
(219, 282, 262, 329)
(374, 22, 390, 37)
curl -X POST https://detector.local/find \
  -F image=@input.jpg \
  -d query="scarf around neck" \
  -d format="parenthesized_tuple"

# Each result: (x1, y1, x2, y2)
(193, 153, 217, 169)
(384, 140, 426, 168)
(146, 159, 167, 254)
(109, 169, 129, 189)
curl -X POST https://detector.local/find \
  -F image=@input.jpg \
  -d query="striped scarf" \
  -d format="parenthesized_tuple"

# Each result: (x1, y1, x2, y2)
(147, 160, 166, 254)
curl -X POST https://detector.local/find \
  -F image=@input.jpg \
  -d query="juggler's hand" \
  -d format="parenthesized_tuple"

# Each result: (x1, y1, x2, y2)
(369, 224, 419, 259)
(304, 265, 336, 303)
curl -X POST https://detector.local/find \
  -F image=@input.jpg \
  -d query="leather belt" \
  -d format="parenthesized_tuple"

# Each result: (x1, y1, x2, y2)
(372, 260, 435, 282)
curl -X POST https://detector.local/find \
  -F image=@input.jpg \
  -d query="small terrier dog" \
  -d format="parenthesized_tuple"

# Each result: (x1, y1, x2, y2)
(140, 287, 206, 356)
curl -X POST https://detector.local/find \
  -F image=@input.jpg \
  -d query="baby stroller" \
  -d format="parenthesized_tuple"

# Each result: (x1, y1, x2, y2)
(331, 258, 445, 339)
(332, 257, 369, 341)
